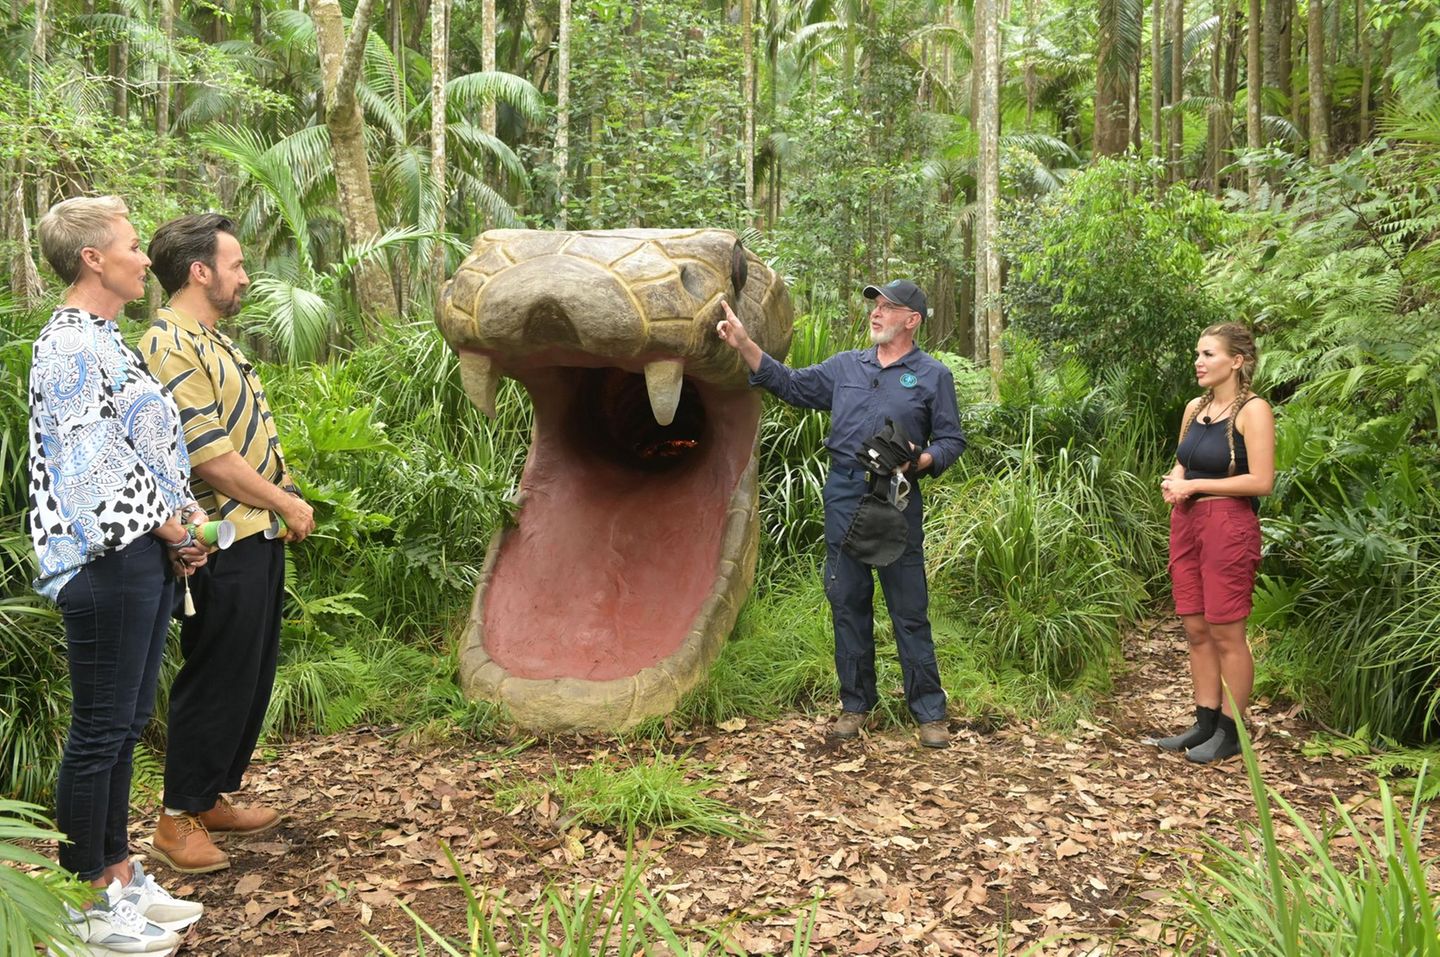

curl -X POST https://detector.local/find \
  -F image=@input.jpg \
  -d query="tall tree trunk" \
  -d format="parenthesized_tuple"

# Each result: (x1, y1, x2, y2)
(1247, 0, 1262, 196)
(1263, 0, 1281, 90)
(943, 2, 955, 105)
(742, 0, 754, 212)
(32, 0, 49, 219)
(156, 0, 174, 137)
(1307, 0, 1328, 162)
(1208, 0, 1225, 194)
(482, 0, 496, 136)
(31, 0, 47, 64)
(1168, 0, 1184, 183)
(1357, 0, 1370, 141)
(110, 0, 129, 119)
(588, 113, 603, 224)
(976, 0, 1002, 374)
(1289, 0, 1302, 137)
(80, 0, 94, 72)
(311, 0, 398, 322)
(8, 177, 43, 305)
(1220, 0, 1240, 188)
(429, 0, 449, 295)
(554, 0, 570, 228)
(959, 184, 975, 359)
(1152, 0, 1163, 162)
(1095, 0, 1130, 155)
(1131, 11, 1144, 151)
(971, 0, 989, 364)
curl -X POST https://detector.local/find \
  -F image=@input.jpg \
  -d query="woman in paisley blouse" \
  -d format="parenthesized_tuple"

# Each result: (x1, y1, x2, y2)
(30, 196, 210, 949)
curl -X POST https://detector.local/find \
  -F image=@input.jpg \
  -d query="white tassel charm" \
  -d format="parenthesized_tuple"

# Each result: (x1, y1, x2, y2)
(183, 575, 196, 617)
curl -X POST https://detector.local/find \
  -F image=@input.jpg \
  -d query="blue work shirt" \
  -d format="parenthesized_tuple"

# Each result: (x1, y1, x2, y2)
(749, 346, 966, 478)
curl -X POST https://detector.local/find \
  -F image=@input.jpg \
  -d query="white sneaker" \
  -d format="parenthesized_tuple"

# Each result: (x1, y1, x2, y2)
(59, 882, 181, 955)
(118, 860, 204, 932)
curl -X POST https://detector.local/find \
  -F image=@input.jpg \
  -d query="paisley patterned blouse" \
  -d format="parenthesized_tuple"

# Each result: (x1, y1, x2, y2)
(27, 307, 194, 600)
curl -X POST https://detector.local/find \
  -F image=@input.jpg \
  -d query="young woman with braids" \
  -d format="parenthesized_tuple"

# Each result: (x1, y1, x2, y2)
(1152, 323, 1275, 763)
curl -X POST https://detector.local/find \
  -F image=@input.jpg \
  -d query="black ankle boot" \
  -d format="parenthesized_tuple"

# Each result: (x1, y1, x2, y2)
(1187, 713, 1241, 763)
(1152, 706, 1220, 752)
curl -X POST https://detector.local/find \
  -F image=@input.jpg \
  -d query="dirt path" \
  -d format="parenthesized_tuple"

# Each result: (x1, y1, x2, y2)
(152, 620, 1410, 955)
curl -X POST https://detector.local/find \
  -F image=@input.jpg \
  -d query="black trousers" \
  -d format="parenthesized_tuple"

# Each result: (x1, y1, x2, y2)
(163, 534, 284, 812)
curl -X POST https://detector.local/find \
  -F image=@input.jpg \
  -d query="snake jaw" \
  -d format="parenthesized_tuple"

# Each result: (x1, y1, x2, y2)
(438, 229, 792, 731)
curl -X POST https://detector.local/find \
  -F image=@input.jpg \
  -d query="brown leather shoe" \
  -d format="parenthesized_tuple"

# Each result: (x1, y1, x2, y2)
(918, 720, 950, 749)
(829, 711, 868, 740)
(197, 795, 281, 837)
(149, 813, 230, 874)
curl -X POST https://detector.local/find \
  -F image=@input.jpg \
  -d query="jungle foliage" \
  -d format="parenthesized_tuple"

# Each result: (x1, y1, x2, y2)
(3, 0, 1440, 945)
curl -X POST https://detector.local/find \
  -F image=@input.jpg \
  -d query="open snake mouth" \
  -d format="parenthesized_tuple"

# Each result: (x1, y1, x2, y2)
(438, 230, 793, 730)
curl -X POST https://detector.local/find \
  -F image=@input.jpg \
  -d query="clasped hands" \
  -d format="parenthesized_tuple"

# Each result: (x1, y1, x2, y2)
(1160, 476, 1198, 505)
(156, 512, 211, 577)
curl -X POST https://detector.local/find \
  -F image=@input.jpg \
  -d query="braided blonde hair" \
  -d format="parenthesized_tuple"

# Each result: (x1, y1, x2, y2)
(1177, 323, 1258, 476)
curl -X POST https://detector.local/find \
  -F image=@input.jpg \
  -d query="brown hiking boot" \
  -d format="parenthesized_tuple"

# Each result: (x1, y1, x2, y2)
(829, 711, 868, 740)
(918, 720, 950, 749)
(197, 795, 282, 837)
(149, 813, 229, 874)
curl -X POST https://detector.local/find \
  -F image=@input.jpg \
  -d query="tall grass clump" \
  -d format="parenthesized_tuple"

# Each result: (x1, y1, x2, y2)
(927, 436, 1148, 684)
(1172, 722, 1440, 954)
(375, 845, 818, 957)
(495, 751, 756, 839)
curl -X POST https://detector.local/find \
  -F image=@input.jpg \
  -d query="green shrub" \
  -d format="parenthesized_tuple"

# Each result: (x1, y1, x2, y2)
(1000, 156, 1234, 411)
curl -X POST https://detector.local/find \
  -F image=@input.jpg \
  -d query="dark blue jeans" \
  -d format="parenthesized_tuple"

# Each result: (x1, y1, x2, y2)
(823, 468, 947, 723)
(55, 535, 173, 880)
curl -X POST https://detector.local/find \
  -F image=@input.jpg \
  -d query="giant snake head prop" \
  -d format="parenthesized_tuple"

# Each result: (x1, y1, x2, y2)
(437, 229, 794, 730)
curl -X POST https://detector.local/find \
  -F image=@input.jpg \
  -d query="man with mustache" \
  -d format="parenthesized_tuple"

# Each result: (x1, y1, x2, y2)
(140, 214, 316, 873)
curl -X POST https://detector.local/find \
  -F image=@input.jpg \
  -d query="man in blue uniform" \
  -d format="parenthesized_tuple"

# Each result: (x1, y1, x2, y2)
(717, 279, 965, 748)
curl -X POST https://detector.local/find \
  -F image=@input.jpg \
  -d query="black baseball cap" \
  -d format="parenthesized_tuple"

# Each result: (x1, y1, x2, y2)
(863, 279, 927, 320)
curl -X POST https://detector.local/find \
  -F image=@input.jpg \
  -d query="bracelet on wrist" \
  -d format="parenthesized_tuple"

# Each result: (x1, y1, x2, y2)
(166, 529, 196, 550)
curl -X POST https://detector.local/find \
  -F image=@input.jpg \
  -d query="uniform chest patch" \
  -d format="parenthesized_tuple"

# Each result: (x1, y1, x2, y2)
(900, 372, 918, 388)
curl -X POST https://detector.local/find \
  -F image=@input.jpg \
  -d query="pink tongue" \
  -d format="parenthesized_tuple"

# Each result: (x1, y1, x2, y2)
(481, 387, 758, 682)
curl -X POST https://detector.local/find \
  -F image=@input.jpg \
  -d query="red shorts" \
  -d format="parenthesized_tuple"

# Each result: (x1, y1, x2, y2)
(1168, 497, 1262, 624)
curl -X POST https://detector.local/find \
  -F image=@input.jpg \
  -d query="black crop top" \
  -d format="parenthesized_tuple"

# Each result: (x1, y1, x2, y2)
(1178, 419, 1250, 478)
(1176, 398, 1259, 511)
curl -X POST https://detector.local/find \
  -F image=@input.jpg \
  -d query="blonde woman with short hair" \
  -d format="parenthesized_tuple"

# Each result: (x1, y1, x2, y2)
(30, 196, 209, 950)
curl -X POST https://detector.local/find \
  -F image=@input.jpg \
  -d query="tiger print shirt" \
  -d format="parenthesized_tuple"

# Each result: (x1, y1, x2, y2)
(27, 307, 194, 599)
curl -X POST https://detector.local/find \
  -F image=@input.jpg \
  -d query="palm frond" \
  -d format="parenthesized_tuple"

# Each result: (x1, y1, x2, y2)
(445, 122, 528, 184)
(445, 71, 544, 122)
(243, 275, 332, 363)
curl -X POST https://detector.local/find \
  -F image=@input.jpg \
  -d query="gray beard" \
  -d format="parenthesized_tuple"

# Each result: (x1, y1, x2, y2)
(870, 325, 900, 346)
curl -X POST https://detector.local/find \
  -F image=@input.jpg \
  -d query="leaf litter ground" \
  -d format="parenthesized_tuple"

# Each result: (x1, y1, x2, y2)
(129, 619, 1433, 955)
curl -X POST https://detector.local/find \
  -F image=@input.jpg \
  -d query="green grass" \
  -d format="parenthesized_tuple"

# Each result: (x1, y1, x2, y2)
(1171, 719, 1440, 954)
(493, 751, 757, 839)
(374, 843, 819, 957)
